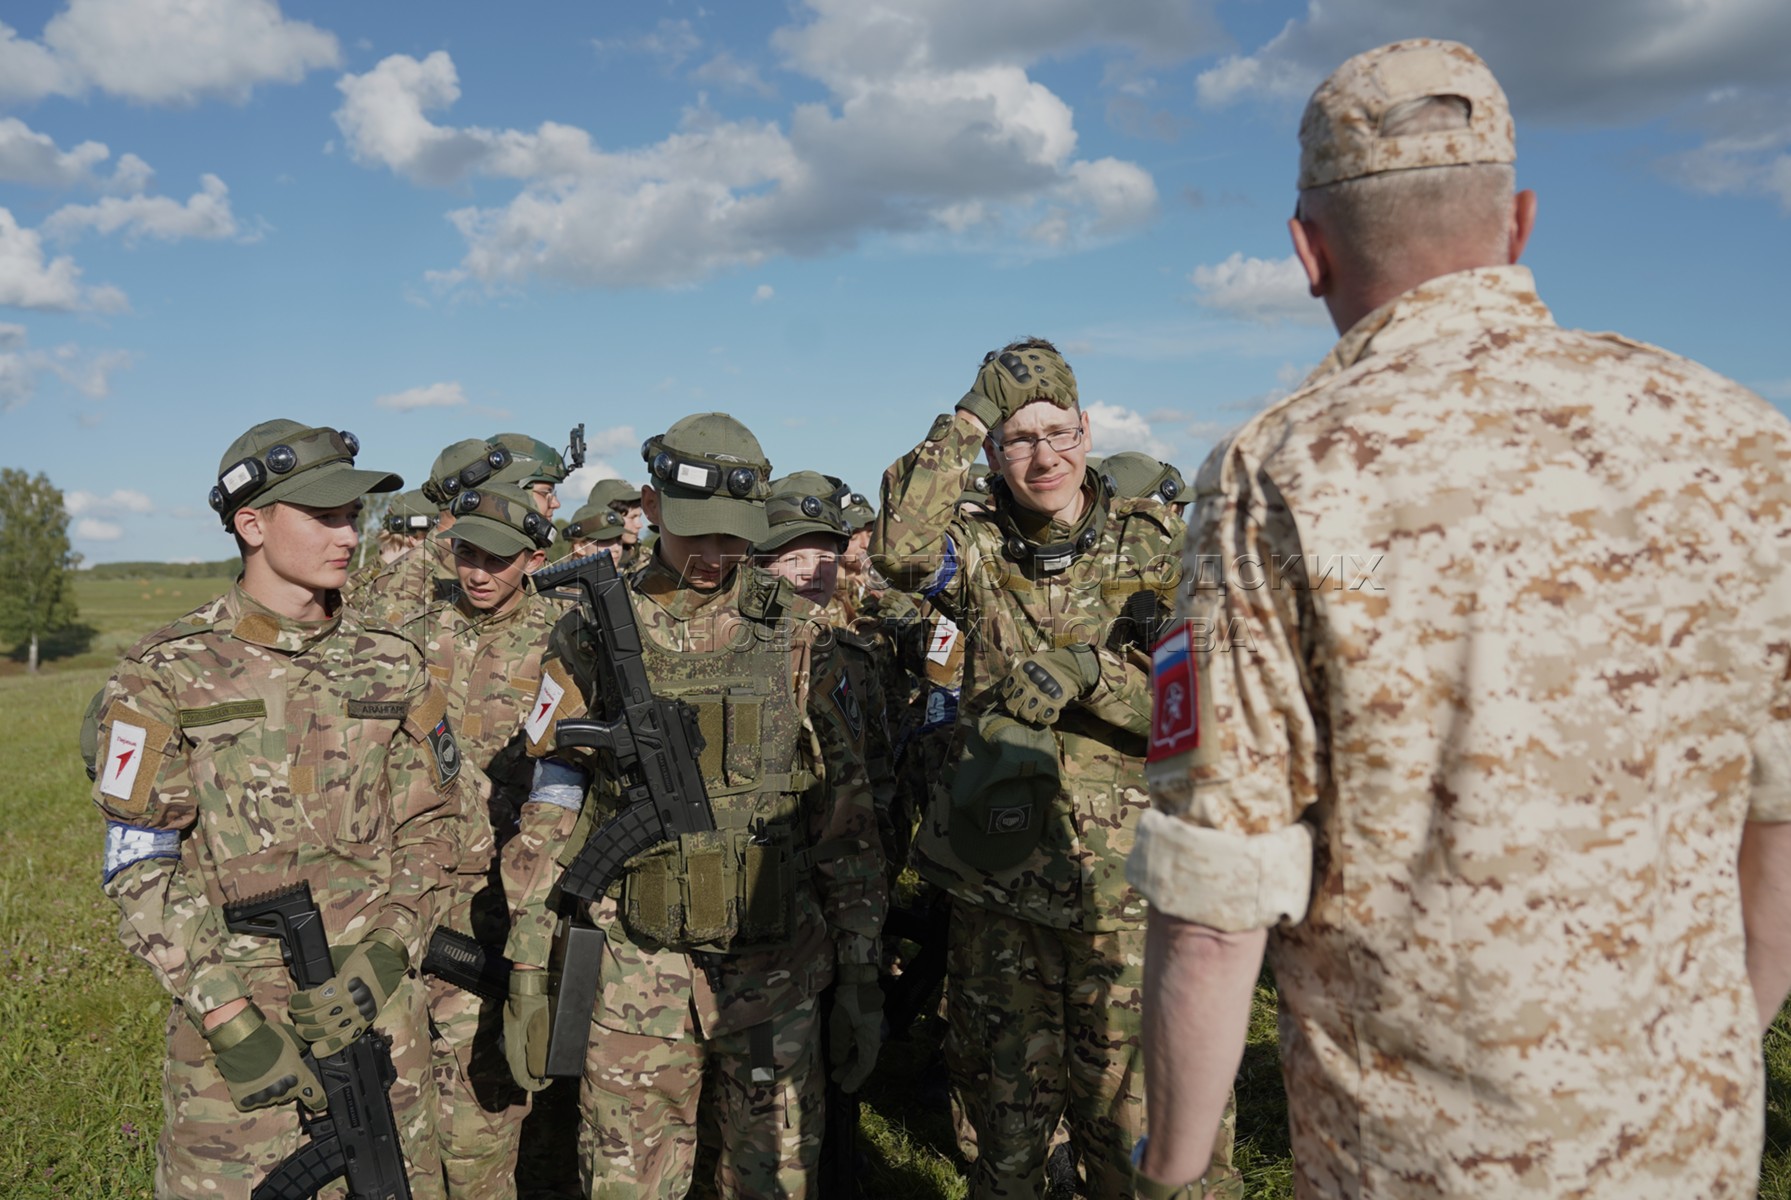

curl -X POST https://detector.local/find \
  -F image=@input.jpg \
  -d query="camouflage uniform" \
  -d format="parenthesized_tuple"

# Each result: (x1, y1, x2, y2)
(875, 408, 1196, 1198)
(351, 533, 461, 626)
(403, 585, 563, 1198)
(506, 553, 886, 1198)
(92, 583, 475, 1199)
(1132, 256, 1791, 1196)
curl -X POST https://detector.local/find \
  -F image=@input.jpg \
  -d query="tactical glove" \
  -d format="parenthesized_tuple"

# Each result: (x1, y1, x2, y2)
(206, 1004, 325, 1113)
(956, 345, 1079, 430)
(287, 928, 408, 1058)
(504, 968, 553, 1092)
(996, 645, 1099, 726)
(828, 976, 885, 1094)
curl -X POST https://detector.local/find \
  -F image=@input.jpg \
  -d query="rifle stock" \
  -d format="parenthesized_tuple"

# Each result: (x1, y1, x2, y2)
(223, 882, 412, 1200)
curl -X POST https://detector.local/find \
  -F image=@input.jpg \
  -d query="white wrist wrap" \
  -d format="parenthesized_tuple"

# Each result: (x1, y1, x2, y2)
(1126, 808, 1314, 931)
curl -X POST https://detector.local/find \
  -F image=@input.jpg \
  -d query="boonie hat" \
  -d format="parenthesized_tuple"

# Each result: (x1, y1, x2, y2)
(1298, 39, 1515, 190)
(757, 471, 851, 555)
(641, 413, 773, 543)
(564, 501, 626, 544)
(1099, 452, 1185, 506)
(586, 478, 641, 511)
(445, 483, 556, 558)
(487, 432, 569, 486)
(211, 419, 400, 528)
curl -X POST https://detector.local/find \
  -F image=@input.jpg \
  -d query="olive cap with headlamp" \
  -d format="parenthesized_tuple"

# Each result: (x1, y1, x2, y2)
(756, 471, 852, 555)
(641, 413, 773, 543)
(209, 419, 401, 529)
(382, 489, 437, 535)
(444, 483, 558, 559)
(422, 438, 512, 508)
(585, 478, 641, 513)
(487, 432, 569, 487)
(821, 475, 876, 533)
(1099, 452, 1185, 507)
(564, 500, 627, 544)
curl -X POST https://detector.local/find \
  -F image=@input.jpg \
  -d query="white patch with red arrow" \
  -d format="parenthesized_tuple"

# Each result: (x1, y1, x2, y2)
(100, 720, 148, 802)
(524, 672, 566, 745)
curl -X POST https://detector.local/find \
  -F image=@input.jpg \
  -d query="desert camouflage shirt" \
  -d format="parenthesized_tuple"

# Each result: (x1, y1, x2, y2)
(1136, 266, 1791, 1197)
(348, 533, 460, 628)
(504, 553, 886, 1039)
(875, 411, 1180, 931)
(90, 583, 473, 1017)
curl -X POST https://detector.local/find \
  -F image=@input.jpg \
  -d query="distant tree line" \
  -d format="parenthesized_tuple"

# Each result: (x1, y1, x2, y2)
(81, 559, 240, 580)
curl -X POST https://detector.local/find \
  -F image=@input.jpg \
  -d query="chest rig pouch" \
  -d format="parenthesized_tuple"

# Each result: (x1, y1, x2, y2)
(620, 575, 818, 954)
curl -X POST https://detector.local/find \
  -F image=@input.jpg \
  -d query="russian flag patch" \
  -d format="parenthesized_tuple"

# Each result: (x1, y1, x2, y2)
(1149, 623, 1199, 762)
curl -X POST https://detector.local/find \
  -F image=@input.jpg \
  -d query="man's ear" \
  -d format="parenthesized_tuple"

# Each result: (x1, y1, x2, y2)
(1080, 407, 1092, 442)
(641, 485, 662, 527)
(983, 437, 1002, 471)
(526, 549, 548, 573)
(1508, 188, 1538, 264)
(1289, 215, 1330, 298)
(233, 505, 269, 550)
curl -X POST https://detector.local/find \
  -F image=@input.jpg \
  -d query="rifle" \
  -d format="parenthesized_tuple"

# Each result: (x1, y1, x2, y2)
(528, 550, 715, 1076)
(420, 925, 511, 1005)
(223, 883, 412, 1200)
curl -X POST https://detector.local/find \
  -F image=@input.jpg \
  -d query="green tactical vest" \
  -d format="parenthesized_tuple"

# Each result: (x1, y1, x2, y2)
(608, 568, 819, 954)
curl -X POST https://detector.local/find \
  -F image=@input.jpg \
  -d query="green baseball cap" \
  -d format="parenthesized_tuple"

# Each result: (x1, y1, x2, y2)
(443, 483, 557, 558)
(642, 413, 772, 542)
(488, 432, 568, 486)
(382, 489, 437, 534)
(756, 471, 851, 555)
(211, 419, 400, 528)
(423, 438, 508, 507)
(564, 501, 627, 544)
(1099, 452, 1186, 505)
(825, 476, 875, 532)
(586, 478, 641, 511)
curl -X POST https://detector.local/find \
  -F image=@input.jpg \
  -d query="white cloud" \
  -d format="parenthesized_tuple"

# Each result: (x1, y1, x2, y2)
(1189, 252, 1325, 325)
(66, 488, 153, 515)
(43, 174, 245, 243)
(0, 117, 143, 189)
(561, 463, 635, 505)
(593, 19, 702, 67)
(692, 52, 776, 98)
(1191, 1, 1791, 212)
(752, 284, 775, 303)
(0, 329, 132, 409)
(27, 0, 340, 105)
(73, 517, 122, 540)
(1087, 400, 1173, 458)
(0, 207, 127, 312)
(375, 381, 467, 411)
(333, 2, 1223, 290)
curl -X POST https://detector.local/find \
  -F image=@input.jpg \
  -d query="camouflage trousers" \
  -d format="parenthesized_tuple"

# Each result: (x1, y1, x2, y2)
(578, 994, 824, 1199)
(944, 906, 1235, 1200)
(428, 977, 530, 1199)
(156, 973, 444, 1200)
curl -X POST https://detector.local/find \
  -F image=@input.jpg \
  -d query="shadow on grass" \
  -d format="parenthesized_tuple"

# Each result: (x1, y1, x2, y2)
(5, 622, 99, 664)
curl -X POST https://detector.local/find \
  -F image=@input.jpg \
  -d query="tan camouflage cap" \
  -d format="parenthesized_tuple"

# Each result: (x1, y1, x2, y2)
(444, 482, 557, 558)
(642, 413, 772, 542)
(586, 478, 641, 511)
(564, 500, 627, 544)
(210, 419, 400, 527)
(756, 470, 851, 555)
(1298, 39, 1515, 190)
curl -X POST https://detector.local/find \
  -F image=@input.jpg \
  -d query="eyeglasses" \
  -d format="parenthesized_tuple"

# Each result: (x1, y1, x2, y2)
(993, 425, 1083, 463)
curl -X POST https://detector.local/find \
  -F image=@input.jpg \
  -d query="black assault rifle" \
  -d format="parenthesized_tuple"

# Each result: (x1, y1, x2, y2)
(529, 550, 715, 1076)
(223, 882, 412, 1200)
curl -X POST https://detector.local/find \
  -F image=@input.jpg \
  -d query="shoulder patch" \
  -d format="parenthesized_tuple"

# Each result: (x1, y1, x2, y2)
(1149, 623, 1199, 762)
(97, 703, 177, 818)
(427, 716, 461, 785)
(525, 659, 574, 753)
(830, 671, 865, 743)
(177, 699, 267, 728)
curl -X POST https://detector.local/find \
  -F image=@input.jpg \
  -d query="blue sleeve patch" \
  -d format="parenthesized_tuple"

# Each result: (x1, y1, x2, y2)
(103, 821, 179, 883)
(919, 684, 960, 732)
(920, 533, 959, 600)
(528, 757, 589, 813)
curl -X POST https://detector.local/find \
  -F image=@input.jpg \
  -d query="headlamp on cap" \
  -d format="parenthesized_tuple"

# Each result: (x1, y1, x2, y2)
(641, 436, 770, 501)
(209, 428, 361, 526)
(565, 509, 624, 541)
(450, 488, 557, 549)
(385, 511, 435, 535)
(423, 447, 513, 507)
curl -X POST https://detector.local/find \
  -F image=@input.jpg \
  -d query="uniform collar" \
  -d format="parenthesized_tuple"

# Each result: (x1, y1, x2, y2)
(222, 582, 340, 653)
(635, 549, 738, 620)
(1304, 265, 1555, 387)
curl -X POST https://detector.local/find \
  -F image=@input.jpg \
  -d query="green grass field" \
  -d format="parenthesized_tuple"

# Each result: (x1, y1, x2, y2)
(3, 575, 1790, 1197)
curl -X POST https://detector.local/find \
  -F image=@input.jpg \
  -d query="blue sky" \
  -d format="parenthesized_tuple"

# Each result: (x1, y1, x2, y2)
(3, 0, 1788, 564)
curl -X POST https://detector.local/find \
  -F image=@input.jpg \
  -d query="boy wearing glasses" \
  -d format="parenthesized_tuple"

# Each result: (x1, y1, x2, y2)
(401, 483, 564, 1199)
(87, 419, 473, 1198)
(873, 342, 1233, 1197)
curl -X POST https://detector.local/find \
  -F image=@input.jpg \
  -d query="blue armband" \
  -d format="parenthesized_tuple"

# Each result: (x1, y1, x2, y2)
(103, 821, 179, 883)
(527, 758, 589, 813)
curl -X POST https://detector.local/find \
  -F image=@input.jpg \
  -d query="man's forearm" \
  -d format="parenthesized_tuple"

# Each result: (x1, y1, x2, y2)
(1740, 819, 1791, 1034)
(1140, 911, 1266, 1186)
